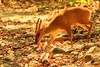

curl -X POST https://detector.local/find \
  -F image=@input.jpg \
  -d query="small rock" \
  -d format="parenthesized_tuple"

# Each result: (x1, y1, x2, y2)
(71, 51, 79, 55)
(72, 56, 78, 63)
(92, 64, 100, 67)
(93, 61, 100, 65)
(52, 48, 71, 55)
(54, 54, 63, 57)
(86, 46, 99, 54)
(85, 43, 95, 48)
(3, 55, 15, 61)
(7, 49, 14, 56)
(49, 63, 58, 67)
(75, 44, 85, 50)
(23, 57, 29, 63)
(29, 60, 42, 67)
(1, 43, 6, 46)
(25, 64, 28, 67)
(98, 58, 100, 62)
(78, 51, 84, 59)
(84, 54, 93, 62)
(3, 63, 10, 67)
(27, 53, 37, 59)
(0, 64, 4, 67)
(25, 32, 34, 37)
(93, 58, 100, 65)
(95, 42, 100, 47)
(40, 52, 49, 61)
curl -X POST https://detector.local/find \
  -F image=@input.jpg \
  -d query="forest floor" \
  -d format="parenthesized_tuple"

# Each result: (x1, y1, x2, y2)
(0, 1, 100, 67)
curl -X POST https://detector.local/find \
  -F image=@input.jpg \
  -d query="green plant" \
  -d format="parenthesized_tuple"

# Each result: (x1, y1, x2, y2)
(69, 0, 93, 6)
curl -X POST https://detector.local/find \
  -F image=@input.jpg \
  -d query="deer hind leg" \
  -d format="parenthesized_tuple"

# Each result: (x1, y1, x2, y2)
(78, 21, 93, 42)
(87, 21, 93, 42)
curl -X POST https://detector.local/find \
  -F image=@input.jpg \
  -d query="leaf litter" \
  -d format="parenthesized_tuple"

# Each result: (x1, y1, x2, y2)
(0, 1, 100, 67)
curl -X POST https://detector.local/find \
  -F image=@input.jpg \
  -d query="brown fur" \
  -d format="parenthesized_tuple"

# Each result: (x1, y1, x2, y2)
(37, 7, 93, 50)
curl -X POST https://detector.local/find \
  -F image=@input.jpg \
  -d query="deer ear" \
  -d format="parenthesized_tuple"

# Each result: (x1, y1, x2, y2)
(35, 18, 42, 44)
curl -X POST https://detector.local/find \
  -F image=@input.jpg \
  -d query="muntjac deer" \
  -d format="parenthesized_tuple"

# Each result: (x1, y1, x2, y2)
(36, 7, 93, 51)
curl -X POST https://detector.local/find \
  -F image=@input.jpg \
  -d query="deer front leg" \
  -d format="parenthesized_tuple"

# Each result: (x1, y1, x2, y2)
(65, 26, 73, 49)
(40, 32, 57, 61)
(45, 33, 57, 52)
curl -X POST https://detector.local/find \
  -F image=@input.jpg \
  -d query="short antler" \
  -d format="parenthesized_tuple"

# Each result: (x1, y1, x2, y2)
(35, 18, 42, 44)
(35, 18, 42, 33)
